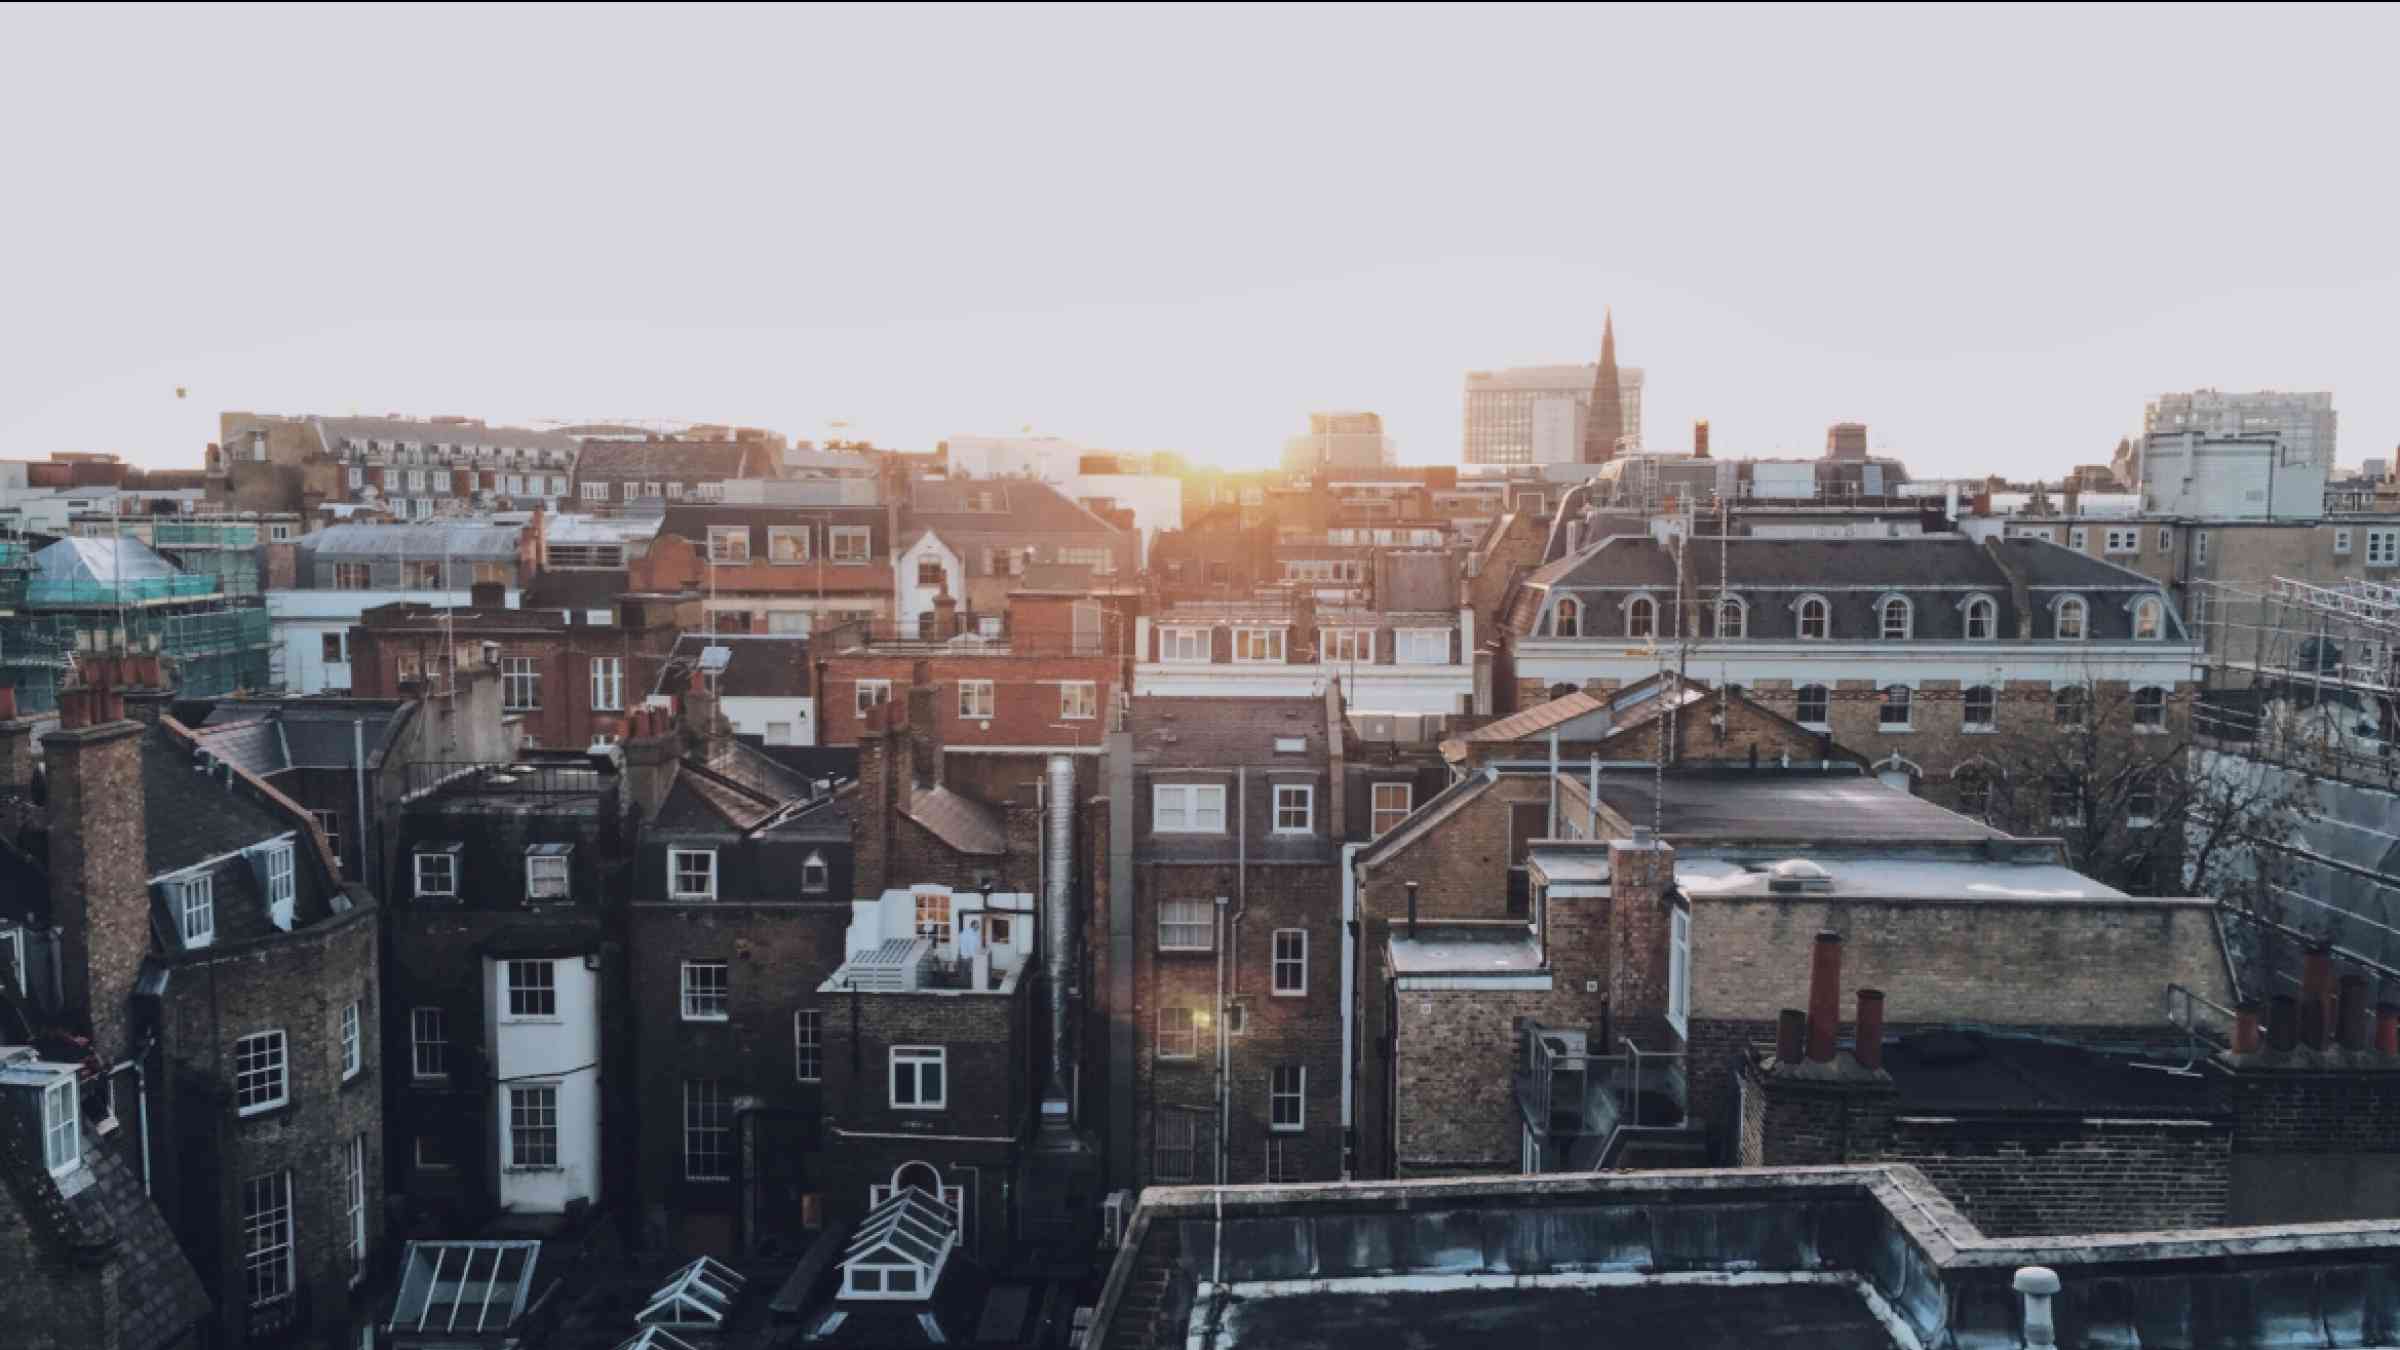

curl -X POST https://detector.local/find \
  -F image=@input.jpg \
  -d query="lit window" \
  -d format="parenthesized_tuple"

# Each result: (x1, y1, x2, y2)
(1627, 596, 1656, 639)
(669, 849, 717, 899)
(2055, 596, 2088, 640)
(1371, 782, 1412, 837)
(1879, 686, 1912, 729)
(1154, 784, 1227, 834)
(1795, 684, 1829, 727)
(1551, 596, 1581, 637)
(242, 1171, 295, 1308)
(959, 680, 996, 719)
(172, 873, 215, 947)
(1234, 628, 1286, 662)
(1880, 597, 1911, 640)
(526, 849, 571, 900)
(1323, 628, 1373, 661)
(682, 962, 730, 1020)
(1273, 785, 1313, 833)
(707, 527, 751, 563)
(2134, 598, 2164, 641)
(1157, 1006, 1200, 1059)
(1272, 929, 1306, 996)
(1397, 630, 1450, 664)
(890, 1046, 946, 1110)
(2134, 686, 2167, 729)
(509, 1084, 558, 1167)
(684, 1079, 731, 1180)
(1159, 898, 1215, 951)
(1060, 681, 1097, 719)
(795, 1010, 822, 1082)
(333, 562, 371, 590)
(340, 1001, 362, 1080)
(1269, 1065, 1304, 1132)
(768, 526, 812, 562)
(1962, 686, 1996, 731)
(1797, 596, 1829, 639)
(1964, 596, 1997, 640)
(802, 852, 829, 893)
(41, 1075, 78, 1176)
(235, 1030, 288, 1115)
(412, 1007, 447, 1078)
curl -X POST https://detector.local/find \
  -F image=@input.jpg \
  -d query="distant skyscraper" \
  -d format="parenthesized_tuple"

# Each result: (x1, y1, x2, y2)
(2144, 389, 2338, 466)
(1582, 312, 1626, 463)
(1462, 358, 1644, 466)
(1282, 411, 1395, 473)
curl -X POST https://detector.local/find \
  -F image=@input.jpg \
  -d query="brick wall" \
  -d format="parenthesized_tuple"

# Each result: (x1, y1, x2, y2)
(1393, 986, 1551, 1176)
(44, 720, 147, 1066)
(818, 652, 1123, 748)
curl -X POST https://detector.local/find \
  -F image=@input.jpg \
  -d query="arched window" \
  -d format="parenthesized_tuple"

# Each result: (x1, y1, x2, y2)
(1552, 596, 1581, 638)
(1961, 685, 1996, 730)
(2133, 597, 2164, 640)
(2055, 595, 2088, 641)
(1880, 597, 1912, 640)
(1879, 685, 1912, 729)
(1796, 684, 1830, 727)
(1717, 596, 1746, 638)
(2053, 685, 2086, 727)
(1964, 595, 1997, 640)
(1628, 595, 1656, 639)
(1797, 596, 1830, 640)
(2133, 686, 2166, 729)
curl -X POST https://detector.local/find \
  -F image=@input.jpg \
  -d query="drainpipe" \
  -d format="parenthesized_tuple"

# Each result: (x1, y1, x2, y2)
(1041, 754, 1075, 1126)
(353, 719, 369, 886)
(1547, 729, 1559, 837)
(1215, 896, 1230, 1184)
(1339, 842, 1359, 1180)
(108, 1040, 154, 1194)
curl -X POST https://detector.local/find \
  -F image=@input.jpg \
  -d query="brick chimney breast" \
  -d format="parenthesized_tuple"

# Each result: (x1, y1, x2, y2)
(43, 715, 148, 1064)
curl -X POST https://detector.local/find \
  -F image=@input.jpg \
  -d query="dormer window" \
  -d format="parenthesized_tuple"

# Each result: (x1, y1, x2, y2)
(1964, 595, 1997, 640)
(1627, 595, 1657, 639)
(42, 1072, 79, 1177)
(2133, 597, 2164, 641)
(1715, 596, 1745, 638)
(1797, 595, 1830, 639)
(171, 873, 216, 947)
(414, 845, 461, 898)
(2055, 595, 2089, 640)
(1879, 596, 1912, 640)
(669, 849, 718, 900)
(1551, 596, 1581, 638)
(525, 845, 572, 901)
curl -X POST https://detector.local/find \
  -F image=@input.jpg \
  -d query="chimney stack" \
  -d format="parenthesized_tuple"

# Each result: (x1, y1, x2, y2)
(0, 687, 35, 798)
(1775, 1009, 1806, 1064)
(2300, 944, 2334, 1051)
(1693, 420, 1710, 459)
(470, 580, 505, 609)
(44, 683, 149, 1064)
(2377, 1004, 2400, 1059)
(1854, 989, 1886, 1071)
(1806, 931, 1843, 1064)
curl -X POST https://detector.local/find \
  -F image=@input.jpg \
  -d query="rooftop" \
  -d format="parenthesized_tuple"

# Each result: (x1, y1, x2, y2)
(1589, 769, 2006, 845)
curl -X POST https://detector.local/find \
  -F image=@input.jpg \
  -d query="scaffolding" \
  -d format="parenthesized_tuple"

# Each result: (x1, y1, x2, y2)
(0, 527, 272, 712)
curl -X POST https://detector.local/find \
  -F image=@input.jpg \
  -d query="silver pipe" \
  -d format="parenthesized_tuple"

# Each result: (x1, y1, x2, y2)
(1042, 753, 1075, 1116)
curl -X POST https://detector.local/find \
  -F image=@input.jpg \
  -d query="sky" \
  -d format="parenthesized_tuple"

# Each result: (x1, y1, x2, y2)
(3, 4, 2397, 479)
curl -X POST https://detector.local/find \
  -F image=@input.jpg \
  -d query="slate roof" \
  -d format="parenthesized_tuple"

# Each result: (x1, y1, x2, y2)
(1880, 1029, 2228, 1117)
(302, 522, 523, 560)
(316, 415, 580, 454)
(1453, 691, 1608, 743)
(524, 569, 632, 610)
(669, 634, 810, 700)
(904, 479, 1127, 539)
(191, 704, 397, 775)
(574, 440, 768, 482)
(0, 1105, 210, 1350)
(1590, 768, 2007, 843)
(904, 786, 1006, 856)
(143, 726, 305, 878)
(1131, 696, 1330, 767)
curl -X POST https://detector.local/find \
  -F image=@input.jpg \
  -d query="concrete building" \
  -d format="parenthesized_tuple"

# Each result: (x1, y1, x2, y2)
(1280, 412, 1395, 474)
(2139, 430, 2329, 519)
(2146, 388, 2338, 467)
(1462, 363, 1645, 466)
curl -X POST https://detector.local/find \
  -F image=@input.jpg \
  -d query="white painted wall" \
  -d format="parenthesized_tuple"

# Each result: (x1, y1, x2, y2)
(2141, 431, 2328, 519)
(894, 531, 963, 630)
(723, 695, 815, 746)
(484, 955, 602, 1214)
(847, 887, 1037, 969)
(1513, 637, 2198, 692)
(269, 588, 519, 693)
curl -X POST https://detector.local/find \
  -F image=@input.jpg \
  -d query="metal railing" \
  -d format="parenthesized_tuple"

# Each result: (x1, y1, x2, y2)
(1517, 1026, 1689, 1142)
(402, 761, 613, 796)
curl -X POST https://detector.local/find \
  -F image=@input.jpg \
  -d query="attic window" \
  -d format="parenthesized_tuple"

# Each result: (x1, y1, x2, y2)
(525, 845, 572, 901)
(1273, 736, 1307, 754)
(42, 1073, 80, 1176)
(171, 873, 216, 947)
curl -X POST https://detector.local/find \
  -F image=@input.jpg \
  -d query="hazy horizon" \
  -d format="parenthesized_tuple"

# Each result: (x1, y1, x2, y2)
(5, 3, 2396, 478)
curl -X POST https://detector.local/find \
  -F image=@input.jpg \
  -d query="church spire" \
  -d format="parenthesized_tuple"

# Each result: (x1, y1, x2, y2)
(1583, 309, 1626, 463)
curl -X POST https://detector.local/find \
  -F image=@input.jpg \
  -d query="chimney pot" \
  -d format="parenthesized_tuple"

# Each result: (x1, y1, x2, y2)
(2233, 1002, 2263, 1056)
(2301, 944, 2334, 1050)
(2376, 1003, 2400, 1059)
(1774, 1008, 1806, 1064)
(1806, 930, 1843, 1064)
(1854, 988, 1885, 1071)
(2269, 994, 2299, 1053)
(2338, 973, 2371, 1051)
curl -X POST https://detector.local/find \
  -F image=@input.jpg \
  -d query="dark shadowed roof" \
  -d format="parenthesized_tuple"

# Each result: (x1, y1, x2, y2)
(905, 786, 1006, 855)
(524, 569, 631, 611)
(670, 634, 810, 700)
(0, 1110, 210, 1350)
(1592, 769, 2006, 843)
(574, 439, 766, 482)
(905, 479, 1127, 539)
(1212, 1282, 1899, 1349)
(143, 726, 307, 877)
(1881, 1029, 2227, 1117)
(1131, 696, 1328, 766)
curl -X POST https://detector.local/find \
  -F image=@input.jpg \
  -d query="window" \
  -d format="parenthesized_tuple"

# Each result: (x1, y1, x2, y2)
(509, 1085, 559, 1167)
(1270, 1065, 1304, 1131)
(2134, 597, 2164, 640)
(2054, 685, 2087, 727)
(2370, 530, 2399, 568)
(1371, 782, 1412, 837)
(415, 850, 458, 898)
(348, 466, 366, 490)
(42, 1075, 77, 1176)
(263, 842, 294, 916)
(1962, 685, 1996, 731)
(958, 680, 996, 719)
(321, 632, 346, 665)
(855, 679, 892, 718)
(802, 851, 829, 893)
(581, 481, 609, 503)
(1054, 680, 1098, 721)
(1161, 627, 1210, 661)
(345, 1135, 367, 1279)
(1880, 596, 1911, 640)
(1795, 684, 1829, 728)
(1234, 628, 1286, 662)
(1716, 596, 1745, 638)
(830, 525, 871, 563)
(2134, 686, 2167, 730)
(1273, 784, 1313, 833)
(1323, 628, 1373, 662)
(2069, 527, 2088, 551)
(341, 1001, 362, 1080)
(685, 1079, 732, 1180)
(404, 560, 442, 588)
(2049, 776, 2081, 825)
(590, 657, 623, 711)
(313, 810, 342, 869)
(242, 1172, 295, 1308)
(505, 960, 557, 1018)
(1397, 630, 1450, 664)
(2159, 528, 2174, 552)
(235, 1030, 288, 1115)
(172, 873, 215, 946)
(1272, 929, 1307, 995)
(1965, 595, 1997, 640)
(1154, 1111, 1198, 1182)
(880, 882, 943, 944)
(2105, 528, 2139, 555)
(0, 924, 23, 996)
(1154, 784, 1227, 833)
(1266, 1136, 1305, 1184)
(1627, 595, 1656, 638)
(707, 527, 751, 563)
(1797, 596, 1829, 639)
(890, 1046, 946, 1110)
(915, 557, 945, 588)
(1879, 685, 1912, 729)
(333, 562, 370, 590)
(987, 914, 1014, 947)
(1552, 596, 1581, 638)
(502, 656, 540, 711)
(767, 526, 811, 562)
(2128, 773, 2160, 825)
(2196, 531, 2211, 564)
(795, 1010, 822, 1082)
(2336, 528, 2354, 556)
(412, 1008, 447, 1078)
(1157, 1006, 1200, 1059)
(670, 848, 718, 899)
(1667, 907, 1691, 1036)
(682, 962, 730, 1020)
(1160, 897, 1215, 951)
(2055, 596, 2088, 640)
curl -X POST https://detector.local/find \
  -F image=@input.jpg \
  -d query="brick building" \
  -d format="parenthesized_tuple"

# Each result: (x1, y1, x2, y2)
(212, 412, 581, 520)
(568, 435, 784, 508)
(0, 659, 383, 1348)
(637, 500, 896, 637)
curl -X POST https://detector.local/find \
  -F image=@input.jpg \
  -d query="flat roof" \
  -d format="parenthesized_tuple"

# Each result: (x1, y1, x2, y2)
(1388, 924, 1544, 977)
(1591, 771, 2005, 844)
(1674, 855, 2124, 902)
(1212, 1279, 1901, 1349)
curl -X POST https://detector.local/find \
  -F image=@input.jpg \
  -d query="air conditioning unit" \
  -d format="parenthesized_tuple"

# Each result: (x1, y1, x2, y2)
(1099, 1190, 1132, 1249)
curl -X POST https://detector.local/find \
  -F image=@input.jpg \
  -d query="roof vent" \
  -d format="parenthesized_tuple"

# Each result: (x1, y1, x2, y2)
(1767, 857, 1833, 894)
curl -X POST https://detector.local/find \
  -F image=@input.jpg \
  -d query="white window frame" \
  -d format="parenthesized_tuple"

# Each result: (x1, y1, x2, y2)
(313, 810, 343, 869)
(526, 849, 571, 901)
(802, 851, 829, 893)
(768, 525, 812, 563)
(1879, 596, 1911, 640)
(1667, 906, 1691, 1035)
(669, 848, 718, 899)
(855, 679, 892, 717)
(172, 872, 216, 947)
(1323, 627, 1374, 662)
(1153, 783, 1227, 834)
(829, 525, 871, 564)
(795, 1009, 822, 1082)
(707, 526, 751, 563)
(681, 961, 731, 1021)
(890, 1046, 947, 1111)
(2134, 597, 2165, 641)
(345, 1134, 367, 1281)
(42, 1074, 78, 1176)
(2104, 527, 2140, 556)
(1371, 782, 1412, 837)
(508, 1083, 560, 1169)
(590, 656, 623, 711)
(411, 1007, 446, 1078)
(1156, 1006, 1200, 1059)
(1962, 685, 1997, 732)
(506, 959, 558, 1020)
(1716, 596, 1745, 638)
(2335, 527, 2354, 556)
(1795, 684, 1830, 729)
(1272, 784, 1313, 834)
(501, 655, 540, 712)
(1269, 1065, 1305, 1132)
(1271, 928, 1307, 996)
(2055, 595, 2089, 640)
(2159, 528, 2174, 552)
(242, 1171, 296, 1309)
(0, 923, 24, 995)
(1059, 681, 1098, 720)
(2068, 526, 2088, 551)
(235, 1029, 289, 1116)
(684, 1079, 731, 1181)
(1159, 897, 1215, 952)
(580, 481, 609, 503)
(959, 679, 996, 719)
(1161, 626, 1211, 662)
(340, 1000, 362, 1080)
(1396, 629, 1450, 665)
(1964, 595, 1997, 640)
(1233, 627, 1286, 663)
(2133, 685, 2168, 731)
(2370, 530, 2399, 568)
(1797, 595, 1830, 639)
(2196, 530, 2211, 564)
(1879, 685, 1912, 730)
(1626, 594, 1657, 639)
(915, 890, 953, 944)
